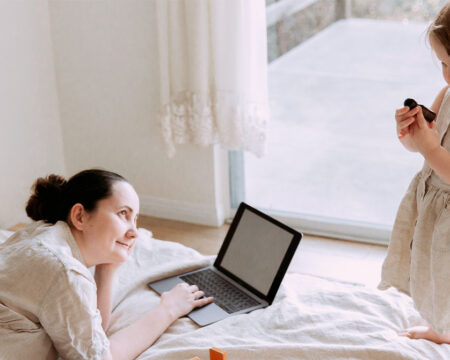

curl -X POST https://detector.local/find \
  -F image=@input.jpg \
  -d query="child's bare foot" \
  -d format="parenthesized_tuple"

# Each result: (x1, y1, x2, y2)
(399, 326, 450, 344)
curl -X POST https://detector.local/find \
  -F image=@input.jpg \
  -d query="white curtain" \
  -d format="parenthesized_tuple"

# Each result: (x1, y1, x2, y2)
(156, 0, 269, 157)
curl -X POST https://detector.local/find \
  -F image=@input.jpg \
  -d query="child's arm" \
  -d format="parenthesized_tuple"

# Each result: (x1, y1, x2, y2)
(423, 144, 450, 183)
(410, 106, 450, 183)
(408, 86, 450, 183)
(430, 85, 449, 114)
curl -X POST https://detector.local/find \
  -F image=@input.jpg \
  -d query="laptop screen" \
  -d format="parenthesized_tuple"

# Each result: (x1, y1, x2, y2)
(217, 206, 297, 297)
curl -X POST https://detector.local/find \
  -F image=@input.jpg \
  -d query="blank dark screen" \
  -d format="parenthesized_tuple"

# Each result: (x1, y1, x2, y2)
(220, 210, 294, 295)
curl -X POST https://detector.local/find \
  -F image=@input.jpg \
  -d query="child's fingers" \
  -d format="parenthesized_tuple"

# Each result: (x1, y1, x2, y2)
(395, 107, 419, 123)
(398, 127, 410, 138)
(416, 107, 427, 129)
(398, 116, 416, 129)
(397, 117, 415, 137)
(395, 106, 410, 116)
(397, 116, 416, 139)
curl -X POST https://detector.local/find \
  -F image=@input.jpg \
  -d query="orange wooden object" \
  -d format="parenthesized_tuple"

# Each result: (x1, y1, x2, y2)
(209, 347, 227, 360)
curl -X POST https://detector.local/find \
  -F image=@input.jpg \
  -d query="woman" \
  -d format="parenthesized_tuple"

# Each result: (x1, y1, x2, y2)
(0, 169, 213, 359)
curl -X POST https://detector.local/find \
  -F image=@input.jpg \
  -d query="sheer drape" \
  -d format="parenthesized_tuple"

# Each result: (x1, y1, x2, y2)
(156, 0, 269, 157)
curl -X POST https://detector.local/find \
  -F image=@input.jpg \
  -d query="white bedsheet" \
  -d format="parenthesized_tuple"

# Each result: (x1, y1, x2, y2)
(2, 228, 450, 359)
(110, 230, 450, 360)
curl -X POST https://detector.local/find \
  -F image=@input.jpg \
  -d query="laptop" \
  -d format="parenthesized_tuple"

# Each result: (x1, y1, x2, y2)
(148, 202, 302, 326)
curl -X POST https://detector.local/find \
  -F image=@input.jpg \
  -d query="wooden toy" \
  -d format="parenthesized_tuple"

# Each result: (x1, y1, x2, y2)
(189, 347, 227, 360)
(210, 347, 227, 360)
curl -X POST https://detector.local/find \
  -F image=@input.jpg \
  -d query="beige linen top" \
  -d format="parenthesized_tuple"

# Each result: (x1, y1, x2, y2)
(0, 221, 109, 360)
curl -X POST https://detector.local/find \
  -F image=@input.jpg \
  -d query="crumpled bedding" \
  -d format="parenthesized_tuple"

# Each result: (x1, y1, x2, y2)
(110, 230, 450, 360)
(2, 228, 450, 359)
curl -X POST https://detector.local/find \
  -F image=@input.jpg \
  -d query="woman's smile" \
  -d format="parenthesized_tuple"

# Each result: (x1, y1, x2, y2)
(116, 240, 131, 249)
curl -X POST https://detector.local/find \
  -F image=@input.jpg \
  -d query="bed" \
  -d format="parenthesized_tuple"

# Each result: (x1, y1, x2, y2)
(1, 227, 450, 359)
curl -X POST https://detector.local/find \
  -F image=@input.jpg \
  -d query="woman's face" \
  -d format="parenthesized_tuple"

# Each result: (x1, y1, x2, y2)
(82, 181, 140, 266)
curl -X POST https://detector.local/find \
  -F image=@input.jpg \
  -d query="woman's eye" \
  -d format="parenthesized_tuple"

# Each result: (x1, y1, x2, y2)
(119, 210, 127, 216)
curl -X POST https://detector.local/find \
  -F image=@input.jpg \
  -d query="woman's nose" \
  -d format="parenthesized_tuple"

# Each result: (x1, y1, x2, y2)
(126, 225, 138, 239)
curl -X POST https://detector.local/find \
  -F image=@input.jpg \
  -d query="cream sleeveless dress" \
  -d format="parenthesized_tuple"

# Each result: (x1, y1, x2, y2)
(379, 87, 450, 334)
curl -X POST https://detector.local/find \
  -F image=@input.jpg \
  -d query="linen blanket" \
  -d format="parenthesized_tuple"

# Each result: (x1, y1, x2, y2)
(2, 228, 450, 359)
(110, 229, 450, 360)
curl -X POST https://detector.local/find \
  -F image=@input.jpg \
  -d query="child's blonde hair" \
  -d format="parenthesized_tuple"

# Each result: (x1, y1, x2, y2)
(428, 2, 450, 55)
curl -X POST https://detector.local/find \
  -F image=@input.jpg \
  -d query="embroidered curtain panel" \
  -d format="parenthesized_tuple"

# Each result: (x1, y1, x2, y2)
(156, 0, 269, 157)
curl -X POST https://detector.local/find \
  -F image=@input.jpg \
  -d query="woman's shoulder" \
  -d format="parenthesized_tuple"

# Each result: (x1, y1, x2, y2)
(0, 223, 73, 307)
(1, 221, 91, 279)
(36, 222, 92, 278)
(0, 221, 53, 256)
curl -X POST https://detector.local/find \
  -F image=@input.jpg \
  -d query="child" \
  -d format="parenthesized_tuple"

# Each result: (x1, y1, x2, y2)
(379, 3, 450, 344)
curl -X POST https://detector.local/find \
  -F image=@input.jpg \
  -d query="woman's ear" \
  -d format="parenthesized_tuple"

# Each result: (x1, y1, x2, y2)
(69, 203, 86, 231)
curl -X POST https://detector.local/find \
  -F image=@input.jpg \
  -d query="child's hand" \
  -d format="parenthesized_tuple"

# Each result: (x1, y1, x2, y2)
(409, 107, 440, 156)
(396, 105, 420, 138)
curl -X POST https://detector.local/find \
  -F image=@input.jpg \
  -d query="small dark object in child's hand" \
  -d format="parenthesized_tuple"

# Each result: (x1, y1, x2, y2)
(404, 98, 436, 123)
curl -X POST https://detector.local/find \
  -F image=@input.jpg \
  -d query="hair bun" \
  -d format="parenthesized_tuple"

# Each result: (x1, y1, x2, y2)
(26, 174, 67, 224)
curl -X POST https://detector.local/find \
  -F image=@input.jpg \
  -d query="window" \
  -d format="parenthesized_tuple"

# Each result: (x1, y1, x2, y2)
(230, 0, 446, 244)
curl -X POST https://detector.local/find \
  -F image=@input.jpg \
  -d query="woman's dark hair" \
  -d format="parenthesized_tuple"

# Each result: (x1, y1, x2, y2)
(26, 169, 127, 224)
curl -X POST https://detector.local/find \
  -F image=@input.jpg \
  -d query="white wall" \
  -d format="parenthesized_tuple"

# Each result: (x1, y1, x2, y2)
(48, 0, 230, 226)
(0, 0, 65, 228)
(0, 0, 229, 228)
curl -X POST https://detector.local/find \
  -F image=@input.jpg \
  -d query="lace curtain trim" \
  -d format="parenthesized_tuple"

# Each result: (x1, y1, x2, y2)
(159, 91, 269, 157)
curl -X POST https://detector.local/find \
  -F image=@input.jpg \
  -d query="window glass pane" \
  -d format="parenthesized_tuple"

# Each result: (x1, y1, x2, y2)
(245, 1, 446, 227)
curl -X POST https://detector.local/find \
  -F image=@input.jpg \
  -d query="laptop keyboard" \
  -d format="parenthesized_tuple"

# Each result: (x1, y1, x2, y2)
(180, 269, 260, 314)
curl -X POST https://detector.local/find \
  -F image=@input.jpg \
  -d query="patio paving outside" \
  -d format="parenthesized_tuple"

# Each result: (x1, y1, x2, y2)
(245, 18, 446, 227)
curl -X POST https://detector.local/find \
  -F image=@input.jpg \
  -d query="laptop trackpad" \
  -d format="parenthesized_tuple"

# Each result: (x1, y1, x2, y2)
(188, 302, 228, 327)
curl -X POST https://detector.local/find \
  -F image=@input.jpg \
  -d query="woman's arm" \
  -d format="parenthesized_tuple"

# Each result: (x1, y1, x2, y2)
(102, 283, 213, 360)
(95, 260, 213, 360)
(95, 264, 118, 330)
(101, 303, 173, 360)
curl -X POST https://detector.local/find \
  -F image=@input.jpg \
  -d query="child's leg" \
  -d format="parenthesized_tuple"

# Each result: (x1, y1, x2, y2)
(399, 326, 450, 344)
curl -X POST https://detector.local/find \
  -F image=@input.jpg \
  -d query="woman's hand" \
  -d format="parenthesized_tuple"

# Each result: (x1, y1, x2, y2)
(160, 283, 214, 322)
